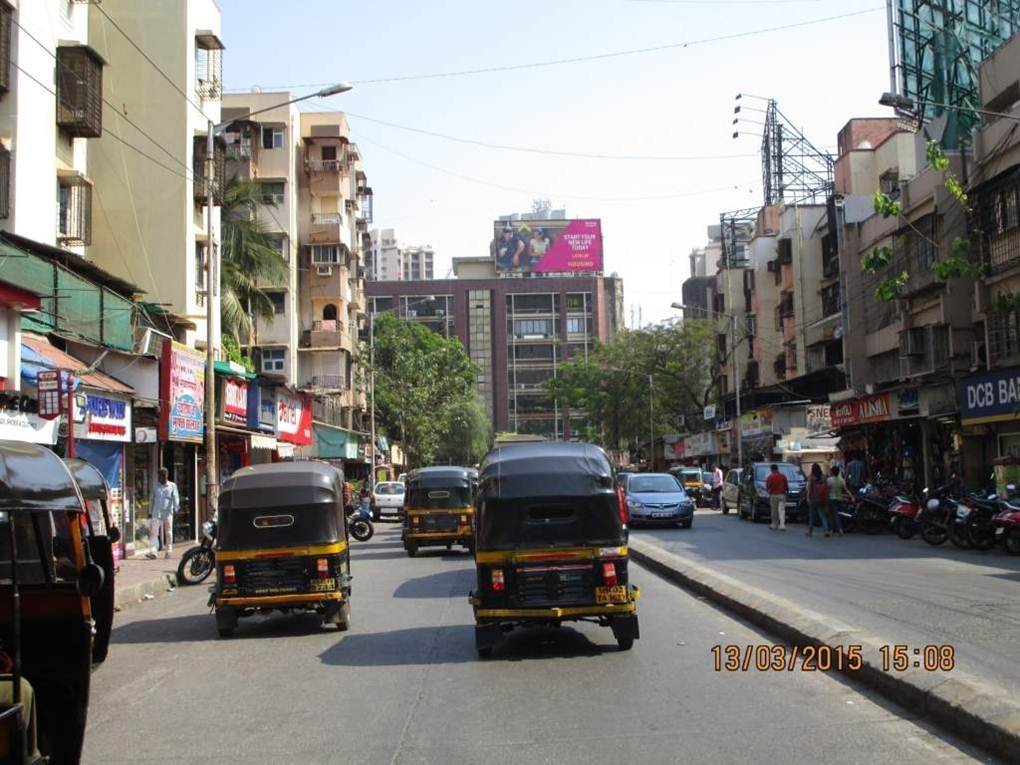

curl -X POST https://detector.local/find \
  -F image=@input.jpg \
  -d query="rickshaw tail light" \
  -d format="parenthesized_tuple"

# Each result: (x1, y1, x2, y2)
(411, 515, 421, 527)
(460, 514, 468, 524)
(316, 558, 329, 576)
(223, 565, 236, 584)
(601, 561, 618, 587)
(490, 569, 505, 592)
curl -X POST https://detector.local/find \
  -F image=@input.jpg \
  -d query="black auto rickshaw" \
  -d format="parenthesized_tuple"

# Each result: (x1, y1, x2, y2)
(402, 466, 476, 557)
(212, 461, 352, 637)
(0, 440, 108, 765)
(470, 442, 640, 656)
(64, 458, 120, 664)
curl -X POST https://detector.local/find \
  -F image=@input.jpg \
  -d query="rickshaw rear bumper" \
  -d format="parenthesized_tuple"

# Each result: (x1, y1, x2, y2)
(214, 592, 344, 608)
(470, 599, 638, 622)
(404, 530, 473, 544)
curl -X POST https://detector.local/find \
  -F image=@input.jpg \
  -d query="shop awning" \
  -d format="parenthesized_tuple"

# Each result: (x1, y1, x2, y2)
(251, 433, 277, 451)
(214, 360, 256, 380)
(21, 334, 133, 394)
(314, 423, 349, 459)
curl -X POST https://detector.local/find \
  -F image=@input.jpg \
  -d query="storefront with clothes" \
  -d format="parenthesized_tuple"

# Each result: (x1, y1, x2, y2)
(246, 381, 279, 465)
(159, 341, 205, 543)
(959, 366, 1020, 488)
(276, 387, 313, 460)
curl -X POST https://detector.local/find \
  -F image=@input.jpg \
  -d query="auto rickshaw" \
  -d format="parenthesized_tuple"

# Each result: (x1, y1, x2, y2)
(402, 466, 476, 557)
(470, 442, 640, 657)
(0, 440, 107, 765)
(64, 458, 120, 663)
(211, 461, 352, 637)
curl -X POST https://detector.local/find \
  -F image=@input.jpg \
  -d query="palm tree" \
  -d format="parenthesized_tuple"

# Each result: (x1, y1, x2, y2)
(219, 178, 289, 344)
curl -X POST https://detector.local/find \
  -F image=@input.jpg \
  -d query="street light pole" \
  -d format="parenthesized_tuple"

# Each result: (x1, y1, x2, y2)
(671, 302, 743, 469)
(369, 310, 376, 492)
(648, 373, 654, 471)
(203, 83, 353, 518)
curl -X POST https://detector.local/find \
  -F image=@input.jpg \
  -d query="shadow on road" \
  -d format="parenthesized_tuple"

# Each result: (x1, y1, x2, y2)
(392, 567, 474, 599)
(350, 549, 410, 562)
(318, 624, 613, 666)
(111, 610, 331, 643)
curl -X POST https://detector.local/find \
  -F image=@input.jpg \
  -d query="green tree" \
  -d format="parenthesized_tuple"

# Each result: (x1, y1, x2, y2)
(367, 313, 479, 467)
(220, 178, 289, 343)
(435, 392, 493, 466)
(547, 320, 717, 451)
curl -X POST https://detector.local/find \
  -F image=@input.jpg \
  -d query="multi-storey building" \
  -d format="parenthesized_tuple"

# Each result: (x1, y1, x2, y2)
(680, 247, 716, 320)
(369, 228, 399, 280)
(0, 0, 100, 253)
(367, 257, 617, 439)
(87, 0, 224, 351)
(221, 92, 301, 384)
(296, 111, 372, 433)
(401, 244, 435, 280)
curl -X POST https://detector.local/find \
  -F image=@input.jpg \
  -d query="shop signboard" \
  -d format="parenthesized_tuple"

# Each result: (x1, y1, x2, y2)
(714, 429, 731, 455)
(220, 377, 248, 426)
(806, 404, 832, 433)
(73, 392, 132, 442)
(703, 404, 716, 421)
(36, 370, 62, 419)
(159, 341, 205, 443)
(683, 431, 714, 458)
(277, 389, 312, 445)
(247, 384, 278, 433)
(830, 392, 893, 429)
(740, 409, 772, 437)
(0, 392, 58, 444)
(960, 366, 1020, 425)
(897, 388, 920, 416)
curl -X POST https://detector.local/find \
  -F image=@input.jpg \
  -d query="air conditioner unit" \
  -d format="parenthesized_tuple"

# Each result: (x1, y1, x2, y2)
(316, 265, 333, 277)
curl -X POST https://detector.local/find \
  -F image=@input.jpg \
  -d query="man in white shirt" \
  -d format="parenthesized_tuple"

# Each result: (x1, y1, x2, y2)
(148, 467, 180, 559)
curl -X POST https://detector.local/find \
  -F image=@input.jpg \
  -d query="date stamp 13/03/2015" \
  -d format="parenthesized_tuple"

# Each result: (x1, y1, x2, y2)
(710, 644, 956, 673)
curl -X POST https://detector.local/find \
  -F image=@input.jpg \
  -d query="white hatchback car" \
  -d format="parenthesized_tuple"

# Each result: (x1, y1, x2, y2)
(372, 481, 406, 520)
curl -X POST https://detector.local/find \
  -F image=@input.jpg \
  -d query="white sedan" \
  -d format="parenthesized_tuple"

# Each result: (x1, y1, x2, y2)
(372, 481, 405, 520)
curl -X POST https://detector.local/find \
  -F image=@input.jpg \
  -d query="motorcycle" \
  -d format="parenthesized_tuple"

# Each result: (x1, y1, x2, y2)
(348, 504, 375, 542)
(889, 493, 921, 539)
(957, 493, 1003, 551)
(839, 484, 892, 534)
(177, 519, 217, 585)
(994, 502, 1020, 555)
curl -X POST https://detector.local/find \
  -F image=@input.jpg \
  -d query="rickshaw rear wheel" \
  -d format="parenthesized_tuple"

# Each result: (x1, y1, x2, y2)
(215, 607, 238, 638)
(616, 636, 634, 651)
(406, 542, 418, 557)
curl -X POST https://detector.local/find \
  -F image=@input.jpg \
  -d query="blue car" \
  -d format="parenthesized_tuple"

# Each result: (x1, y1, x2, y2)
(625, 473, 696, 528)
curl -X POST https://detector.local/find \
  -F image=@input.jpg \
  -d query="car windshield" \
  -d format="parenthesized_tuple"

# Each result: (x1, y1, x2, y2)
(629, 474, 683, 493)
(375, 482, 404, 495)
(680, 470, 701, 481)
(754, 465, 802, 483)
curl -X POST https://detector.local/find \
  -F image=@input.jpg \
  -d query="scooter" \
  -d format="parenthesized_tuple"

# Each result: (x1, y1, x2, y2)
(841, 484, 892, 534)
(889, 494, 921, 539)
(348, 502, 375, 542)
(177, 519, 217, 585)
(994, 502, 1020, 555)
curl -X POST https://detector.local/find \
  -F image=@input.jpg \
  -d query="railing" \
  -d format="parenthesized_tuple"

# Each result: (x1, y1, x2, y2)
(307, 159, 344, 173)
(226, 144, 253, 161)
(310, 374, 346, 390)
(312, 320, 340, 332)
(312, 212, 343, 225)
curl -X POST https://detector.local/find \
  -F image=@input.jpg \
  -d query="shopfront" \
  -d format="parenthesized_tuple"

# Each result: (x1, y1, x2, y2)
(0, 390, 58, 445)
(159, 341, 205, 543)
(215, 364, 257, 485)
(959, 366, 1020, 488)
(276, 387, 312, 459)
(246, 381, 279, 465)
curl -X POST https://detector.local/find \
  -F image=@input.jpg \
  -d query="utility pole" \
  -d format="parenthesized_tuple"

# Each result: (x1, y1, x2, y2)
(369, 311, 376, 492)
(648, 373, 654, 471)
(203, 119, 218, 519)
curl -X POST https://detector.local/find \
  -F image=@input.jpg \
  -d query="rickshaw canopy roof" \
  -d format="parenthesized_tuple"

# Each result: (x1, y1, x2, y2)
(64, 458, 109, 502)
(220, 461, 344, 509)
(478, 442, 615, 500)
(0, 439, 85, 512)
(405, 465, 474, 490)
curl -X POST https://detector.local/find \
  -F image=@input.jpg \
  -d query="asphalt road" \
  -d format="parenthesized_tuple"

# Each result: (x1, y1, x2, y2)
(636, 507, 1020, 696)
(84, 524, 993, 764)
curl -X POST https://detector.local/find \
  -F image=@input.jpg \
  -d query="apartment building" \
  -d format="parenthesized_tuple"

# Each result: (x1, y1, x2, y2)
(0, 1, 99, 253)
(402, 244, 435, 280)
(369, 227, 399, 280)
(296, 111, 372, 433)
(680, 247, 716, 320)
(87, 0, 224, 350)
(367, 256, 616, 439)
(221, 92, 301, 384)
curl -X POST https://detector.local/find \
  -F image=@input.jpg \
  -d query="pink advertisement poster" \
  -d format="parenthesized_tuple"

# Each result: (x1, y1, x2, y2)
(492, 219, 603, 274)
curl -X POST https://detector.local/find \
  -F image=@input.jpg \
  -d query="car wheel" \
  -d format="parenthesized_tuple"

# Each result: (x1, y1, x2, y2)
(682, 519, 692, 529)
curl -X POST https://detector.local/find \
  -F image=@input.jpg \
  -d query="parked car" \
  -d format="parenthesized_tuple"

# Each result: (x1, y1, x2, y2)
(373, 480, 406, 520)
(720, 468, 743, 515)
(737, 462, 807, 523)
(625, 472, 696, 528)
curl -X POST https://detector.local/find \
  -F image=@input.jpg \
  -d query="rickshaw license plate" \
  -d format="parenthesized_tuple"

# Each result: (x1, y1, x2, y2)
(310, 578, 336, 592)
(595, 585, 627, 604)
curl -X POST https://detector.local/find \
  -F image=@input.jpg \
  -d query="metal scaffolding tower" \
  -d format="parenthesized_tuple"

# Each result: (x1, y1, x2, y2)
(760, 100, 834, 206)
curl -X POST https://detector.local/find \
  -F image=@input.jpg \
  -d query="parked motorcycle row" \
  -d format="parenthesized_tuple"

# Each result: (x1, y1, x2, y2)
(828, 480, 1020, 555)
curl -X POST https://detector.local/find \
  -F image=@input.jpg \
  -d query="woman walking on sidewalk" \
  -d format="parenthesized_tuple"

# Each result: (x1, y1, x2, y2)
(826, 466, 846, 536)
(806, 463, 831, 537)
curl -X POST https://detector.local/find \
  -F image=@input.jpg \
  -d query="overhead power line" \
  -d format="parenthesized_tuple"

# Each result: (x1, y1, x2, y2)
(343, 112, 756, 162)
(225, 7, 883, 91)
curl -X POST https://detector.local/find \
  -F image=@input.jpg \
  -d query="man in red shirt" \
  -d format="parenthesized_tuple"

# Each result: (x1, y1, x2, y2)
(765, 463, 789, 531)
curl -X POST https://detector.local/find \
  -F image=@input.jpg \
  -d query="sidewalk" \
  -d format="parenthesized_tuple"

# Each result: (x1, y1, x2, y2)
(113, 543, 197, 610)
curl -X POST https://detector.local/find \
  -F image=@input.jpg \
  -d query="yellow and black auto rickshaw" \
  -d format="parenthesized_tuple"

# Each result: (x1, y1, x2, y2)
(212, 461, 352, 637)
(470, 442, 640, 657)
(402, 466, 476, 557)
(1, 440, 109, 765)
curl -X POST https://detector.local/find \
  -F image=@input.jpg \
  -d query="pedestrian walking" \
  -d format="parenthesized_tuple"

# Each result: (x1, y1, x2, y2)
(826, 465, 847, 535)
(765, 463, 789, 531)
(712, 463, 724, 510)
(806, 463, 830, 537)
(147, 467, 180, 559)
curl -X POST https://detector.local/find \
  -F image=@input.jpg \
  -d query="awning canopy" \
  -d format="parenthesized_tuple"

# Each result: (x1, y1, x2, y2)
(251, 433, 277, 452)
(21, 334, 133, 394)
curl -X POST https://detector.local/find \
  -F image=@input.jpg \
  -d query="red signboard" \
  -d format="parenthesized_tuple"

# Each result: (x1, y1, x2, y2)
(276, 389, 312, 445)
(36, 370, 62, 420)
(830, 393, 893, 429)
(221, 377, 248, 426)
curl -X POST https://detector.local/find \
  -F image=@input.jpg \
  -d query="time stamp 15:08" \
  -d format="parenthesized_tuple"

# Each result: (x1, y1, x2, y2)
(711, 644, 956, 673)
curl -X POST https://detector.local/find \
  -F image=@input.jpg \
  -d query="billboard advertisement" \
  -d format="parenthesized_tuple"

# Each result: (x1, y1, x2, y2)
(160, 341, 205, 443)
(492, 219, 602, 274)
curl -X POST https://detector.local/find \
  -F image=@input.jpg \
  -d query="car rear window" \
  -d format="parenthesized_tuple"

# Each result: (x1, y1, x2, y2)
(376, 483, 404, 495)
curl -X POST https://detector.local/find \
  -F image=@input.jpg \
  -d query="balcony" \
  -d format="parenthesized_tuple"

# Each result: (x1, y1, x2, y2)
(307, 319, 354, 351)
(57, 173, 92, 246)
(309, 374, 346, 391)
(308, 212, 350, 247)
(193, 135, 226, 205)
(977, 169, 1020, 275)
(56, 45, 104, 138)
(305, 157, 346, 196)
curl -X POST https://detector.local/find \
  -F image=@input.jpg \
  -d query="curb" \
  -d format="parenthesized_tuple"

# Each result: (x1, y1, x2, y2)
(629, 536, 1020, 763)
(113, 572, 178, 611)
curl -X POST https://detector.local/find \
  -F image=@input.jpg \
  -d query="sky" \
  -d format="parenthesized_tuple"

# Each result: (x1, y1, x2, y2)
(220, 0, 891, 326)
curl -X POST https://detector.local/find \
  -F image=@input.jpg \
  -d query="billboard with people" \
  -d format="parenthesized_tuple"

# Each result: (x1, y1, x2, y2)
(491, 219, 603, 274)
